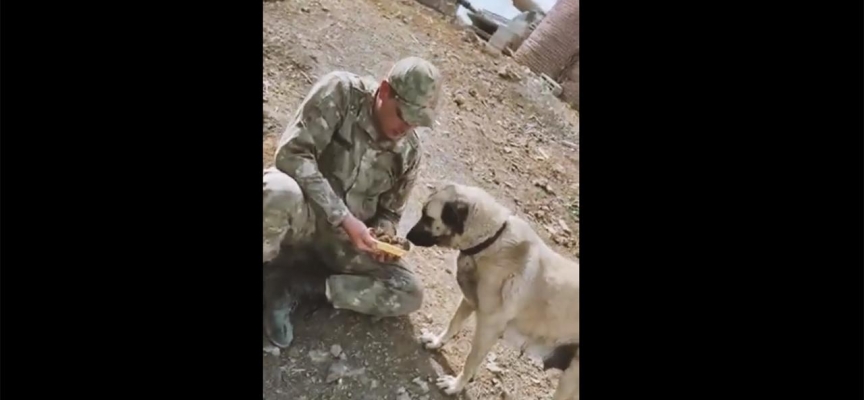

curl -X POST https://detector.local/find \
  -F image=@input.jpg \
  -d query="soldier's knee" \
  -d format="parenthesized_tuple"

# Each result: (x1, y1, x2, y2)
(401, 275, 423, 314)
(388, 266, 424, 315)
(263, 168, 304, 210)
(396, 288, 422, 315)
(324, 270, 423, 317)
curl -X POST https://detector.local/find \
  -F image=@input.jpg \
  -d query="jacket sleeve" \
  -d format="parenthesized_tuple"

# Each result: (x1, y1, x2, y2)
(274, 72, 352, 227)
(371, 141, 422, 236)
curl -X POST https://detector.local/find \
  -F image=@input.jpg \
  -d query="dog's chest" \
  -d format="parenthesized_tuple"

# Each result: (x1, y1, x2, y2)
(455, 254, 480, 306)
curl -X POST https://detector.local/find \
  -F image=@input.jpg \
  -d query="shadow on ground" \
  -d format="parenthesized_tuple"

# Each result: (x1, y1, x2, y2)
(262, 300, 475, 400)
(262, 247, 477, 400)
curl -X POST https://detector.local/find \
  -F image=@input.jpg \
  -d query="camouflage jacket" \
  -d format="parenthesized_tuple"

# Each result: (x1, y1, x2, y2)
(275, 71, 423, 234)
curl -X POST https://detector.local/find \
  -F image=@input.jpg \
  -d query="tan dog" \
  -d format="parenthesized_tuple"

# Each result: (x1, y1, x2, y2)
(407, 183, 579, 400)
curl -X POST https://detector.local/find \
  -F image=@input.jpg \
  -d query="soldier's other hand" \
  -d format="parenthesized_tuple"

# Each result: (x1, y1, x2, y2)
(342, 215, 377, 253)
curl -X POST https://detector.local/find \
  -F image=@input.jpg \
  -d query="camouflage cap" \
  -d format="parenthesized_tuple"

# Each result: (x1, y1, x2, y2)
(386, 57, 442, 128)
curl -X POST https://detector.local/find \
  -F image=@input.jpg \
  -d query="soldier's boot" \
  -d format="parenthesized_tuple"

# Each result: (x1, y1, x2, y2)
(264, 289, 298, 348)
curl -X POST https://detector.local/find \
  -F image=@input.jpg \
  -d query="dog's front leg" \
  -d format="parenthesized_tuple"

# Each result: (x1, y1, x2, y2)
(436, 313, 506, 395)
(420, 297, 475, 350)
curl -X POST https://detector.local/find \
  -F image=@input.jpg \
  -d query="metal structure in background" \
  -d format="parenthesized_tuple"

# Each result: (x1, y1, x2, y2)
(456, 0, 478, 13)
(513, 0, 579, 109)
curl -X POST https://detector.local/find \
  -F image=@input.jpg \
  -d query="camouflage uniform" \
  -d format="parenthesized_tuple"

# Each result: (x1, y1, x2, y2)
(263, 57, 441, 345)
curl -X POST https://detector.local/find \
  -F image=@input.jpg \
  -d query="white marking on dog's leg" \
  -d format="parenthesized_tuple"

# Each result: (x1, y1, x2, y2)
(438, 313, 506, 395)
(420, 297, 474, 350)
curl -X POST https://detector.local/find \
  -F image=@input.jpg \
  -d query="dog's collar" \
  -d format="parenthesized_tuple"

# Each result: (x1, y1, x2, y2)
(461, 221, 508, 256)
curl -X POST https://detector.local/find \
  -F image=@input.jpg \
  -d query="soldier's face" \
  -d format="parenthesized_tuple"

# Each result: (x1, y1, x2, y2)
(375, 81, 415, 141)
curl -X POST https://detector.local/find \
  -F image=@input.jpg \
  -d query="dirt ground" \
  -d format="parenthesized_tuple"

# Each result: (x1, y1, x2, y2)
(262, 0, 579, 398)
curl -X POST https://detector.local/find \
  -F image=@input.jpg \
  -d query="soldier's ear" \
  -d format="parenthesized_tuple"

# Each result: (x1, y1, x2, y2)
(441, 200, 469, 235)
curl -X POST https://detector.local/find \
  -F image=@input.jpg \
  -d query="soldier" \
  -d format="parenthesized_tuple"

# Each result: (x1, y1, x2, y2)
(263, 57, 442, 348)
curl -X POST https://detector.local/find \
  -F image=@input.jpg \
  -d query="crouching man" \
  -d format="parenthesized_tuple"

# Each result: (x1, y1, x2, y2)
(263, 57, 442, 348)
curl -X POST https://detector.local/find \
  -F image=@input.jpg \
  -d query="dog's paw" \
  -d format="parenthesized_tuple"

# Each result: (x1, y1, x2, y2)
(419, 329, 444, 350)
(436, 374, 465, 395)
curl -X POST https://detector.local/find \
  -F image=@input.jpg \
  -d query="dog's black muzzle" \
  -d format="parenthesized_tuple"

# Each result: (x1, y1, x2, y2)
(407, 225, 438, 247)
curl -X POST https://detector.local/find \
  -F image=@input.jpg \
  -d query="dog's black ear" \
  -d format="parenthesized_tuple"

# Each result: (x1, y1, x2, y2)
(441, 201, 469, 234)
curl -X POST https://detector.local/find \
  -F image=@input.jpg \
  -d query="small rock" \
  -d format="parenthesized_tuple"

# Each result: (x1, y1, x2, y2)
(454, 95, 465, 107)
(263, 344, 281, 357)
(558, 219, 572, 234)
(486, 361, 504, 374)
(331, 344, 343, 357)
(462, 30, 478, 43)
(536, 147, 549, 160)
(553, 164, 566, 175)
(321, 6, 329, 11)
(468, 88, 478, 97)
(413, 376, 430, 393)
(483, 42, 502, 57)
(326, 359, 367, 384)
(300, 6, 310, 12)
(498, 66, 521, 81)
(533, 180, 555, 195)
(561, 140, 578, 150)
(397, 386, 412, 400)
(287, 346, 301, 359)
(326, 360, 349, 383)
(371, 379, 379, 389)
(309, 349, 331, 363)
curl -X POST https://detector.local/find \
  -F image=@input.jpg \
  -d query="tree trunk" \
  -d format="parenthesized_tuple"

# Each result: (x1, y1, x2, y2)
(513, 0, 579, 81)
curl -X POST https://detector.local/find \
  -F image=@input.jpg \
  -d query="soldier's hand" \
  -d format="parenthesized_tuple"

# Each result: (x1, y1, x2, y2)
(342, 215, 377, 253)
(370, 250, 399, 264)
(367, 227, 402, 263)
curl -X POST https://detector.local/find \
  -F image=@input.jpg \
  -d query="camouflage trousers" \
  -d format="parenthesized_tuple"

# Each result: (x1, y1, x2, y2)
(263, 167, 423, 317)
